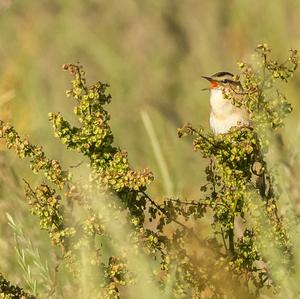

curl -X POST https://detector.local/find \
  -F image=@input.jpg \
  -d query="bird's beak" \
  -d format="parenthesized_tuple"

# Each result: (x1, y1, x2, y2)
(201, 87, 210, 91)
(201, 76, 213, 82)
(201, 76, 218, 91)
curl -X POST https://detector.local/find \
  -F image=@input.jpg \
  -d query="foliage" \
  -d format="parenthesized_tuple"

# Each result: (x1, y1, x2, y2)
(0, 273, 35, 299)
(178, 44, 298, 294)
(0, 45, 299, 298)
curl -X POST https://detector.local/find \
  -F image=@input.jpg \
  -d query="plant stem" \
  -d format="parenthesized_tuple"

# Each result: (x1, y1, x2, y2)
(228, 227, 235, 255)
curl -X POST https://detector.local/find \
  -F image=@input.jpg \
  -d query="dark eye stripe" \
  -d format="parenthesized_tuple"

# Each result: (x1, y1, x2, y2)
(220, 79, 239, 85)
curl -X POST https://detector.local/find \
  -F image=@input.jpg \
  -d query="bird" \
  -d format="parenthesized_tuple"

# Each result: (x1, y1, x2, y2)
(202, 72, 250, 135)
(202, 72, 266, 196)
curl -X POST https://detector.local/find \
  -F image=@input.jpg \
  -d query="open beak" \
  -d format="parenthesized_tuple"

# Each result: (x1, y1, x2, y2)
(201, 75, 218, 91)
(202, 76, 213, 82)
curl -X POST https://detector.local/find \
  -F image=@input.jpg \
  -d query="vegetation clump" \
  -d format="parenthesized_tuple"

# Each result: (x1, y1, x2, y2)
(0, 273, 35, 299)
(0, 45, 298, 298)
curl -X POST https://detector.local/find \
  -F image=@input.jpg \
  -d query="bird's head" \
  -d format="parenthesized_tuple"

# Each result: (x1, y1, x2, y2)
(202, 72, 241, 91)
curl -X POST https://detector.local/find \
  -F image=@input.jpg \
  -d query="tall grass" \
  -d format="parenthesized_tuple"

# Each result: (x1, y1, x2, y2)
(1, 1, 300, 298)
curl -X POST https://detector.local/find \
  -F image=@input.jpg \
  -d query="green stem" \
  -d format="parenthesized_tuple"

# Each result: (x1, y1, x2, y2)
(228, 226, 235, 255)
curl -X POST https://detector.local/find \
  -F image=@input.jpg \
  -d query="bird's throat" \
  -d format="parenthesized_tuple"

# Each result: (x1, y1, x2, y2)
(209, 88, 232, 113)
(209, 88, 250, 135)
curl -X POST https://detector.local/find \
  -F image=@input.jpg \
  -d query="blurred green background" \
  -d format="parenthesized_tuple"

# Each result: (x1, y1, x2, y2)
(1, 0, 300, 292)
(1, 0, 300, 197)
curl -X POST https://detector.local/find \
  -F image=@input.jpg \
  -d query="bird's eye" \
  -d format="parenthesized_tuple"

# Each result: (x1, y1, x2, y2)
(222, 79, 228, 83)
